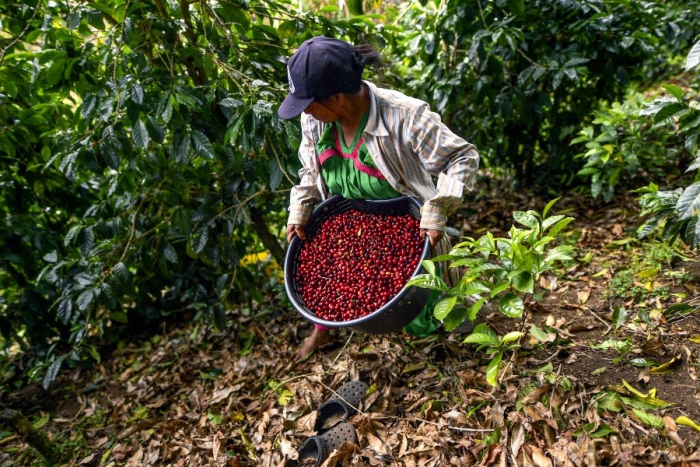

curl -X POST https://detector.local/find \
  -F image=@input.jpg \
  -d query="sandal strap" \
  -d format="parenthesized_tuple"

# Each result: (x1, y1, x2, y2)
(314, 381, 369, 432)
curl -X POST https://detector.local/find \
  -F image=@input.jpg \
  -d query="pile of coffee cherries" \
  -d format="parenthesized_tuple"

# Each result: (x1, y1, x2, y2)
(295, 209, 424, 322)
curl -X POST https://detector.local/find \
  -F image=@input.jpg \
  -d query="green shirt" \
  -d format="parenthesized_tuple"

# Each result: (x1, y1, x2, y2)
(318, 110, 400, 200)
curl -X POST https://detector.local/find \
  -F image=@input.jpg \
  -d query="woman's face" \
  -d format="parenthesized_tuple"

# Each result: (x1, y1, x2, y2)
(303, 95, 342, 123)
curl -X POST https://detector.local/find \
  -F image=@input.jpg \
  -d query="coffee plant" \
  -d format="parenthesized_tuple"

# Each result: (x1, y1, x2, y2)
(406, 198, 575, 385)
(633, 42, 700, 247)
(391, 0, 700, 185)
(571, 93, 681, 202)
(0, 0, 392, 387)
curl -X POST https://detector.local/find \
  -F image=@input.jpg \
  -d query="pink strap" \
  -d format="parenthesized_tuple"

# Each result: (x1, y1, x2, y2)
(318, 128, 386, 180)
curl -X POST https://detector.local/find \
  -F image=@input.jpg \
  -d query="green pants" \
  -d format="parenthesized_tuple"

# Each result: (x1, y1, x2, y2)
(402, 288, 441, 337)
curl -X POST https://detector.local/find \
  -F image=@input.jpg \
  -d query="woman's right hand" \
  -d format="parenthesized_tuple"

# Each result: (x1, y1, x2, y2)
(286, 224, 307, 243)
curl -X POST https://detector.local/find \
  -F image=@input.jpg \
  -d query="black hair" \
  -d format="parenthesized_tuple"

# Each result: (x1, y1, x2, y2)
(353, 44, 385, 71)
(315, 43, 386, 102)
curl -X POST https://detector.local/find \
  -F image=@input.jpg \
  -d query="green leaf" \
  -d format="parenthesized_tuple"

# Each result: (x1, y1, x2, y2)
(500, 331, 524, 345)
(463, 281, 491, 296)
(77, 289, 94, 311)
(146, 116, 165, 144)
(629, 358, 657, 367)
(434, 295, 457, 321)
(132, 119, 150, 149)
(529, 325, 551, 342)
(490, 281, 511, 297)
(173, 132, 191, 164)
(191, 130, 215, 159)
(225, 114, 246, 146)
(443, 303, 471, 332)
(498, 292, 524, 318)
(578, 423, 618, 438)
(676, 182, 700, 220)
(663, 303, 695, 318)
(269, 160, 283, 190)
(192, 228, 209, 254)
(57, 299, 73, 324)
(544, 245, 575, 264)
(546, 217, 574, 238)
(662, 84, 684, 101)
(164, 245, 178, 263)
(513, 210, 539, 228)
(463, 323, 499, 345)
(486, 351, 502, 386)
(541, 214, 565, 232)
(43, 251, 58, 263)
(632, 409, 664, 429)
(686, 40, 700, 71)
(612, 306, 628, 330)
(422, 259, 436, 276)
(653, 102, 688, 127)
(45, 59, 67, 86)
(405, 274, 448, 292)
(81, 94, 98, 118)
(43, 354, 68, 389)
(511, 271, 534, 294)
(131, 83, 144, 104)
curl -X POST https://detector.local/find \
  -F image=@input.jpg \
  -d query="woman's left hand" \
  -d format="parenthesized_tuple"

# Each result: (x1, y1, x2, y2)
(420, 229, 444, 246)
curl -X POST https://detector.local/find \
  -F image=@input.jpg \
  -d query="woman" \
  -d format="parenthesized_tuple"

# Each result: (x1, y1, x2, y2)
(278, 36, 480, 361)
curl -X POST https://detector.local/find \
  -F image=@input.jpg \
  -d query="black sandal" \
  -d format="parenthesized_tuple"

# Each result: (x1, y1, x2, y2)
(284, 422, 358, 467)
(314, 381, 369, 432)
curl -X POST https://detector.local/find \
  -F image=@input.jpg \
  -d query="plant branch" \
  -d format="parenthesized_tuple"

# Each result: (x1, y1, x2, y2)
(0, 1, 43, 67)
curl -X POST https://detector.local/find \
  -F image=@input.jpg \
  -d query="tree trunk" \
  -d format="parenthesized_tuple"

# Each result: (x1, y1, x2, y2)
(1, 409, 62, 466)
(249, 208, 286, 266)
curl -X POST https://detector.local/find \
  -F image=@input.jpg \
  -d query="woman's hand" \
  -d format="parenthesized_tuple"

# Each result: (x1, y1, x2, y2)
(286, 224, 307, 243)
(420, 228, 444, 246)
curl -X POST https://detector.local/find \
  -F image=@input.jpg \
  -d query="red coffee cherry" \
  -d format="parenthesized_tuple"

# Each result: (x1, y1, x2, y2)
(295, 209, 423, 322)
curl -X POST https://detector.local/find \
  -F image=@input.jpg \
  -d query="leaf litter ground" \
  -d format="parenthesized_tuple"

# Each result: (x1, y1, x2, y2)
(3, 186, 700, 467)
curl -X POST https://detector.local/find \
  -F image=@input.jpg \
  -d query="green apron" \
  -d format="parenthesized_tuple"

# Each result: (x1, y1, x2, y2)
(318, 113, 441, 337)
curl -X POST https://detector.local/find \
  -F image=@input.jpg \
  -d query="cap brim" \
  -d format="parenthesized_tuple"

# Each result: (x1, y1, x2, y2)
(278, 93, 314, 119)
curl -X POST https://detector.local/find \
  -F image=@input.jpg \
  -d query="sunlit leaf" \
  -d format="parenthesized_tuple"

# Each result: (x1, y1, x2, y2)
(685, 40, 700, 71)
(132, 119, 149, 149)
(498, 292, 524, 317)
(677, 415, 700, 432)
(434, 295, 457, 321)
(191, 130, 215, 159)
(486, 351, 502, 386)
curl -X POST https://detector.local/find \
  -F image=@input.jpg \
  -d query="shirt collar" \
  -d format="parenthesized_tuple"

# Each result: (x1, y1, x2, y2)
(363, 81, 389, 137)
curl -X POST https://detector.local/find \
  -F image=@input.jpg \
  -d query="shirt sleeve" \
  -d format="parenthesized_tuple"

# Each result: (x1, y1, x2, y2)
(288, 115, 323, 227)
(408, 105, 480, 231)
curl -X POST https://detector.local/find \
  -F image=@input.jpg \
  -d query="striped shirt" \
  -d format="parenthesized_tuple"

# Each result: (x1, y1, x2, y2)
(288, 81, 480, 232)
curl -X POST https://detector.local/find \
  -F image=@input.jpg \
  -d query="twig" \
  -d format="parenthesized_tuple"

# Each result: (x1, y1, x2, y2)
(331, 331, 355, 368)
(625, 419, 649, 436)
(116, 418, 163, 440)
(0, 1, 42, 67)
(414, 417, 494, 433)
(268, 134, 296, 186)
(588, 306, 612, 335)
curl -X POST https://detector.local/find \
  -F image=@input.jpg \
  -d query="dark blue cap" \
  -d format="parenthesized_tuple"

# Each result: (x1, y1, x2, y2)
(278, 36, 364, 119)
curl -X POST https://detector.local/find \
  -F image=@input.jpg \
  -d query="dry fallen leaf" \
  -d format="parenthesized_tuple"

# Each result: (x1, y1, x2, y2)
(577, 289, 590, 304)
(641, 334, 666, 357)
(510, 422, 525, 458)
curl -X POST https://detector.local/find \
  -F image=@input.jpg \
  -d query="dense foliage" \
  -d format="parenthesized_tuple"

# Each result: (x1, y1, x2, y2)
(634, 42, 700, 247)
(1, 0, 698, 387)
(392, 0, 700, 184)
(0, 0, 387, 385)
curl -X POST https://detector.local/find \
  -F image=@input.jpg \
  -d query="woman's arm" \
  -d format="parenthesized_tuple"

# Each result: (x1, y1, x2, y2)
(287, 115, 324, 233)
(409, 105, 480, 232)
